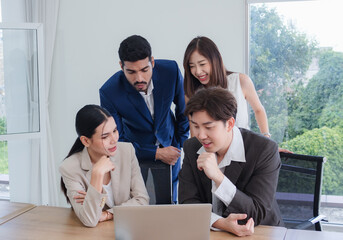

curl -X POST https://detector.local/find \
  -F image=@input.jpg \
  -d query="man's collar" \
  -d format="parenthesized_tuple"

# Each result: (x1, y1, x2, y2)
(227, 126, 246, 163)
(196, 126, 246, 168)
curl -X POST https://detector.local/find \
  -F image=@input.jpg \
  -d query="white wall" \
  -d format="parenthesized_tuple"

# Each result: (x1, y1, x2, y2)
(50, 0, 245, 205)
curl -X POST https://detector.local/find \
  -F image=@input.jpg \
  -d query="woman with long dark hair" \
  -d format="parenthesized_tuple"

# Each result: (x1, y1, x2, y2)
(60, 104, 149, 227)
(183, 36, 292, 154)
(183, 36, 269, 135)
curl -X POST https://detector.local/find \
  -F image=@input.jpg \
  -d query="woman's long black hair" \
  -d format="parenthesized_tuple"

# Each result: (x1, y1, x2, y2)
(61, 104, 112, 203)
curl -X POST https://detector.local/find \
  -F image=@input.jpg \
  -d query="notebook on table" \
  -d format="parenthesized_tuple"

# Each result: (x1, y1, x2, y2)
(113, 203, 211, 240)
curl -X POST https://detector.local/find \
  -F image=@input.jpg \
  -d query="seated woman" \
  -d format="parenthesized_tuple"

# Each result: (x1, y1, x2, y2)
(60, 104, 149, 227)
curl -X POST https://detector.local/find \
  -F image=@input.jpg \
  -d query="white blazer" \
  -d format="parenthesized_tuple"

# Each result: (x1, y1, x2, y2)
(59, 142, 149, 227)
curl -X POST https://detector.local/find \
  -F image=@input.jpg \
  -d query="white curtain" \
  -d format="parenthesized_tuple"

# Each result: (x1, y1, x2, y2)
(26, 0, 60, 206)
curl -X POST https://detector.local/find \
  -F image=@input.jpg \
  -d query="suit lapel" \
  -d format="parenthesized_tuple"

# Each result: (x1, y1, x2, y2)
(202, 172, 212, 202)
(200, 162, 244, 203)
(224, 161, 244, 185)
(196, 154, 213, 202)
(152, 71, 165, 129)
(81, 148, 94, 183)
(110, 154, 120, 205)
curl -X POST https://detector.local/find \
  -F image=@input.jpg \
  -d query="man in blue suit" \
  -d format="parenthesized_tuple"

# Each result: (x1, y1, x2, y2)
(100, 35, 189, 204)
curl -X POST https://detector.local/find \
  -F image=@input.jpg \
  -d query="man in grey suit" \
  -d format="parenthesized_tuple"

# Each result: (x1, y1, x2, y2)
(178, 87, 282, 237)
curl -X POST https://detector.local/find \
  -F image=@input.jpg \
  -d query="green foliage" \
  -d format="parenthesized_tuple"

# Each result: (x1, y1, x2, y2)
(0, 141, 8, 174)
(249, 5, 316, 143)
(318, 95, 343, 129)
(0, 117, 8, 174)
(288, 50, 343, 138)
(0, 117, 6, 135)
(280, 127, 343, 195)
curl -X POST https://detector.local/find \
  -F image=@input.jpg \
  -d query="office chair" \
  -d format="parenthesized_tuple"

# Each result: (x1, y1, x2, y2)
(276, 152, 327, 231)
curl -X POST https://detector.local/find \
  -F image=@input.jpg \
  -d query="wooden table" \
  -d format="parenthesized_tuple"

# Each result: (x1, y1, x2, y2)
(0, 200, 35, 225)
(0, 206, 287, 240)
(211, 225, 287, 240)
(284, 228, 343, 240)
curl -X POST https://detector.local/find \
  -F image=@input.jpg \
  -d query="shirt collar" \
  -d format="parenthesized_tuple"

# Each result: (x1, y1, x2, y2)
(196, 126, 246, 168)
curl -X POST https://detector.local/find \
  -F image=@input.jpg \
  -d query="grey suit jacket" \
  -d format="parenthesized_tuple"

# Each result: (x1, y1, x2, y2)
(178, 128, 282, 226)
(59, 142, 149, 227)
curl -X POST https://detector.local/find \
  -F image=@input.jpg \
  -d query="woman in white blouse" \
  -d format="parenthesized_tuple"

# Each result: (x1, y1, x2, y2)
(183, 36, 291, 153)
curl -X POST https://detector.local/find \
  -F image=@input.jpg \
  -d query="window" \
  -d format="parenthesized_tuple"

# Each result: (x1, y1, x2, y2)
(0, 23, 47, 202)
(248, 0, 343, 227)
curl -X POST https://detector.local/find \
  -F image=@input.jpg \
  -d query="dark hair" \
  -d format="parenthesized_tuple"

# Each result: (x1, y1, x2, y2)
(185, 87, 237, 123)
(118, 35, 152, 65)
(183, 36, 233, 98)
(61, 104, 112, 203)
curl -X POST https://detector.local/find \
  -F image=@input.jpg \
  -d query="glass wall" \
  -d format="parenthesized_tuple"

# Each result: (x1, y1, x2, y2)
(0, 140, 8, 199)
(248, 0, 343, 225)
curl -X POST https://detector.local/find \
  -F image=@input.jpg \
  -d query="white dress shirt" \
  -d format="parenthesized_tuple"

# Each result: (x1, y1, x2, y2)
(139, 80, 155, 119)
(197, 126, 246, 230)
(139, 80, 160, 148)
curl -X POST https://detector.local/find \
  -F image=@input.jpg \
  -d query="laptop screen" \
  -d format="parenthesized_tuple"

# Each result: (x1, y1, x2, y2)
(113, 204, 211, 240)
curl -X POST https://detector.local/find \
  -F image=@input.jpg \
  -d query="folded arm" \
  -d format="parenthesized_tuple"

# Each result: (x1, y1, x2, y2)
(60, 170, 107, 227)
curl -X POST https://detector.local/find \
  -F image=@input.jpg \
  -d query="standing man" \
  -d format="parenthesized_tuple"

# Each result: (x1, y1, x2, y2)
(179, 87, 282, 236)
(100, 35, 189, 204)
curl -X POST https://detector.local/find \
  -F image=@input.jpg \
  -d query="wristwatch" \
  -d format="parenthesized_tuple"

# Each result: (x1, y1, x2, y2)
(262, 132, 271, 138)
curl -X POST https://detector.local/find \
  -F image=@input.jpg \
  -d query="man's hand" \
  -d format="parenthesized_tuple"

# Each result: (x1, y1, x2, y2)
(155, 146, 181, 165)
(197, 152, 223, 186)
(214, 213, 254, 237)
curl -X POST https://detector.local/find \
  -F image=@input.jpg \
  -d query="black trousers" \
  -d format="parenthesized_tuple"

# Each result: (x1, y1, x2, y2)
(140, 161, 172, 204)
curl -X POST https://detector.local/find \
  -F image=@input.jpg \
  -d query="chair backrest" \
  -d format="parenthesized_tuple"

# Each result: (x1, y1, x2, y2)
(276, 152, 326, 231)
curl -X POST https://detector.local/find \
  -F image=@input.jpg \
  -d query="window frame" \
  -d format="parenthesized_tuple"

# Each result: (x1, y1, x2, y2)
(0, 22, 48, 204)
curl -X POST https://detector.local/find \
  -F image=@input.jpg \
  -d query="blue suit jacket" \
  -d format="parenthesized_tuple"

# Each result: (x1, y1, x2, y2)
(100, 59, 189, 164)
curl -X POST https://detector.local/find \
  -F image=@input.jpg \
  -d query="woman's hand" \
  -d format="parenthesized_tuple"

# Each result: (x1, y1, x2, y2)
(91, 156, 115, 193)
(92, 156, 115, 176)
(73, 190, 87, 205)
(278, 147, 293, 153)
(99, 211, 113, 222)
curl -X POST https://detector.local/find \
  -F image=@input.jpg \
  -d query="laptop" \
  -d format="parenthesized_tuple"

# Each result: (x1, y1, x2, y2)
(113, 204, 211, 240)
